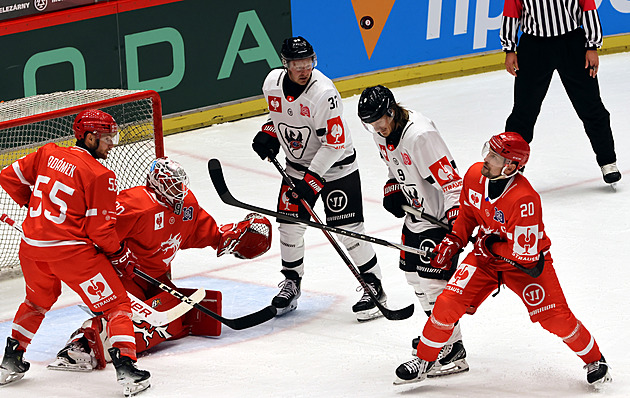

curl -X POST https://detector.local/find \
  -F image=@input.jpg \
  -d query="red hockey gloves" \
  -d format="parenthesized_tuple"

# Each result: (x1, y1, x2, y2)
(107, 241, 137, 277)
(252, 122, 280, 160)
(473, 233, 502, 263)
(287, 170, 324, 205)
(218, 213, 272, 259)
(445, 206, 459, 227)
(383, 179, 406, 218)
(430, 233, 464, 270)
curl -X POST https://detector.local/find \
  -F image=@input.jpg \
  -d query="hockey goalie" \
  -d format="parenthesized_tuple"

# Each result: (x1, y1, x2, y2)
(47, 157, 272, 372)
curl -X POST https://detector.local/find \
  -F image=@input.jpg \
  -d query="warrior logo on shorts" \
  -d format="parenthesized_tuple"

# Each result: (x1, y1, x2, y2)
(522, 283, 545, 306)
(326, 190, 348, 213)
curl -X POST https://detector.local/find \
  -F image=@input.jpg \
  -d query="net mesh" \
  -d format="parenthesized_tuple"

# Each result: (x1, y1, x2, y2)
(0, 89, 162, 277)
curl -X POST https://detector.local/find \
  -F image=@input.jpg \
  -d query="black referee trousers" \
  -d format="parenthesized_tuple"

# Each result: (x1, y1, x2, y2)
(505, 28, 616, 166)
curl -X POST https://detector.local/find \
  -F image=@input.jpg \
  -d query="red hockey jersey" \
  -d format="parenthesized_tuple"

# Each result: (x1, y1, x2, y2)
(114, 186, 221, 278)
(453, 162, 551, 271)
(0, 143, 120, 260)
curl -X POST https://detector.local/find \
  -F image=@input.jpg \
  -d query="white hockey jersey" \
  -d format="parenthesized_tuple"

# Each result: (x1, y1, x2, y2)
(372, 111, 462, 233)
(262, 68, 357, 181)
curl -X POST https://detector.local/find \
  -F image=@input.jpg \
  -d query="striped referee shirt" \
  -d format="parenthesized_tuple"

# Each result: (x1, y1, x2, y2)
(500, 0, 603, 52)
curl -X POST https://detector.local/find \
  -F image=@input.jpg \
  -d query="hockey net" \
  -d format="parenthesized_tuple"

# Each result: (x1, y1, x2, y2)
(0, 89, 164, 278)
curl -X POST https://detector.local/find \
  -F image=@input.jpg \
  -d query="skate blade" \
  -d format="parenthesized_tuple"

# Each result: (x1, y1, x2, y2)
(393, 374, 427, 385)
(427, 359, 469, 378)
(354, 300, 387, 322)
(123, 379, 151, 397)
(47, 358, 94, 372)
(590, 371, 612, 389)
(0, 368, 25, 385)
(274, 300, 298, 316)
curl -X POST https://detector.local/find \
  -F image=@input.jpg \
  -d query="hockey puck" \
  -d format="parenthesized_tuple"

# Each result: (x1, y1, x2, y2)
(360, 16, 374, 30)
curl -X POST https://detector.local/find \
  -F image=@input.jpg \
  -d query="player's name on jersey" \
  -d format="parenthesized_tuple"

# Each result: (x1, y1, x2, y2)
(47, 155, 77, 178)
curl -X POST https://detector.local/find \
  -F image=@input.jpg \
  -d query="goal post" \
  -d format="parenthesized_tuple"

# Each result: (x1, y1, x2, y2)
(0, 89, 164, 278)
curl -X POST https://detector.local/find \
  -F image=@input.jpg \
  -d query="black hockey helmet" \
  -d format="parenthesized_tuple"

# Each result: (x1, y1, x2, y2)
(281, 36, 316, 68)
(358, 85, 395, 123)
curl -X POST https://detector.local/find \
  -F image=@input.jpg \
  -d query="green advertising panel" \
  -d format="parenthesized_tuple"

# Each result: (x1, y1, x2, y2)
(0, 0, 291, 115)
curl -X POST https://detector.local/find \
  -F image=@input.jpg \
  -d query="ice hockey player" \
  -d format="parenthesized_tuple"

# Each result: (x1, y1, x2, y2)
(394, 132, 612, 387)
(358, 85, 468, 378)
(47, 157, 272, 374)
(0, 110, 150, 396)
(252, 36, 386, 321)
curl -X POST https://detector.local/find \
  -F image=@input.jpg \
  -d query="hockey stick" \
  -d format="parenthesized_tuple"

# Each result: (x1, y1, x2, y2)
(208, 158, 413, 321)
(207, 161, 431, 257)
(0, 213, 205, 325)
(401, 205, 450, 230)
(133, 268, 277, 330)
(402, 205, 544, 277)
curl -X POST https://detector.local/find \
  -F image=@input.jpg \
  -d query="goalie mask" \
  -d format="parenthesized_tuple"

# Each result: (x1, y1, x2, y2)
(217, 213, 272, 259)
(147, 157, 190, 215)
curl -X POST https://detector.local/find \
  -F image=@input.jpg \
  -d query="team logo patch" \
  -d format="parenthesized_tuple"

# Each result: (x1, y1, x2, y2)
(268, 96, 282, 112)
(493, 207, 505, 223)
(300, 104, 310, 117)
(379, 144, 389, 161)
(428, 156, 461, 186)
(445, 264, 475, 295)
(280, 185, 299, 212)
(182, 206, 194, 221)
(326, 190, 348, 213)
(79, 273, 115, 308)
(522, 283, 545, 306)
(278, 123, 310, 159)
(402, 152, 412, 165)
(155, 211, 164, 230)
(326, 116, 345, 145)
(468, 189, 482, 209)
(513, 225, 538, 255)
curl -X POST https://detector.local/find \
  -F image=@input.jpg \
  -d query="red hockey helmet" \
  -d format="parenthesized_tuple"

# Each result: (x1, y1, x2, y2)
(487, 132, 530, 168)
(73, 109, 118, 141)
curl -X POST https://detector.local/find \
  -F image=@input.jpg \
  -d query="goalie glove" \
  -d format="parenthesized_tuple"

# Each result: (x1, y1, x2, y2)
(252, 122, 280, 160)
(217, 213, 272, 259)
(107, 241, 137, 277)
(383, 179, 406, 218)
(430, 233, 464, 270)
(287, 170, 324, 205)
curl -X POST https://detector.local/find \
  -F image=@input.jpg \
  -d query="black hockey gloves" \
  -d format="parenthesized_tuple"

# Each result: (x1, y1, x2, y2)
(382, 179, 406, 218)
(288, 170, 324, 205)
(252, 122, 280, 160)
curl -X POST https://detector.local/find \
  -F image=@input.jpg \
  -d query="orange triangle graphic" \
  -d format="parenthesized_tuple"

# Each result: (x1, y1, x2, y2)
(351, 0, 396, 59)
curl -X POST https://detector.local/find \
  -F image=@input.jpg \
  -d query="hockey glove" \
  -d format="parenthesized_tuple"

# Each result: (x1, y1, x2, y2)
(107, 241, 137, 277)
(445, 206, 459, 227)
(430, 233, 464, 270)
(473, 233, 502, 262)
(218, 213, 272, 259)
(383, 179, 406, 218)
(287, 170, 324, 205)
(252, 122, 280, 160)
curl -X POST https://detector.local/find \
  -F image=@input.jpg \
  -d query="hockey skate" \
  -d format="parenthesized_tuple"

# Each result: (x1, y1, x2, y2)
(352, 273, 387, 322)
(585, 355, 612, 386)
(272, 276, 301, 315)
(393, 357, 435, 385)
(47, 336, 97, 372)
(108, 347, 151, 397)
(0, 337, 30, 385)
(601, 162, 621, 186)
(411, 338, 469, 377)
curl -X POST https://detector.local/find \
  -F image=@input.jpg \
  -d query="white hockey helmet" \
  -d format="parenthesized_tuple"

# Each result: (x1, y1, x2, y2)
(147, 157, 189, 215)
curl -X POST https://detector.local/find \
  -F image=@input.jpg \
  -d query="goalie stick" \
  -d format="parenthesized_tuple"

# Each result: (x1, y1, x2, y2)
(133, 268, 277, 330)
(401, 204, 544, 277)
(0, 212, 204, 325)
(208, 158, 414, 321)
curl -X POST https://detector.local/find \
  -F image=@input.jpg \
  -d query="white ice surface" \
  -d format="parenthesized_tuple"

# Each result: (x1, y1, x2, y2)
(1, 52, 629, 397)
